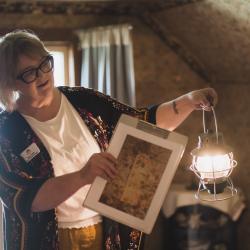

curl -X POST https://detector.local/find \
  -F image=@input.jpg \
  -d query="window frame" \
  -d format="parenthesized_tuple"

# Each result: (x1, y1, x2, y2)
(44, 41, 75, 87)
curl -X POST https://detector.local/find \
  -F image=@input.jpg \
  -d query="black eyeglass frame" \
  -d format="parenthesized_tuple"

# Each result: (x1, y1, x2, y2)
(16, 55, 54, 84)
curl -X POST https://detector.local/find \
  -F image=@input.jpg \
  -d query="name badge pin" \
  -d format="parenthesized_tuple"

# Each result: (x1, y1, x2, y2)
(20, 142, 40, 163)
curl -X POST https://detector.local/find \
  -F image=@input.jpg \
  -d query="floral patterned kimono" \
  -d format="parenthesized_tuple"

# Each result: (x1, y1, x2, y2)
(0, 86, 158, 250)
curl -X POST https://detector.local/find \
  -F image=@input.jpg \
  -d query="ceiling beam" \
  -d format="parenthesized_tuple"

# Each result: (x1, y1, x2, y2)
(0, 0, 204, 14)
(138, 11, 211, 83)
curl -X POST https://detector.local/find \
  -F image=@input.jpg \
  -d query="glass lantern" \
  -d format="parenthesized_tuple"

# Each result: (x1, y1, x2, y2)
(190, 107, 237, 201)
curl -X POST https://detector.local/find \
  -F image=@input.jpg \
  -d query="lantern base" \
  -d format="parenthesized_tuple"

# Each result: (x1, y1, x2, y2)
(204, 180, 227, 194)
(195, 179, 237, 201)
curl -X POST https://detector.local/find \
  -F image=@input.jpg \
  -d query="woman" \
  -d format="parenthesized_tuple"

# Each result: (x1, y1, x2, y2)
(0, 30, 217, 250)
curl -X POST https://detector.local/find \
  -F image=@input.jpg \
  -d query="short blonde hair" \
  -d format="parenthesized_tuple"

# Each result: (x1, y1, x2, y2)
(0, 29, 49, 111)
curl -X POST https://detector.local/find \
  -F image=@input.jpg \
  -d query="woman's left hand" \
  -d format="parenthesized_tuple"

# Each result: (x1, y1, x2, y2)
(156, 87, 218, 131)
(187, 87, 218, 111)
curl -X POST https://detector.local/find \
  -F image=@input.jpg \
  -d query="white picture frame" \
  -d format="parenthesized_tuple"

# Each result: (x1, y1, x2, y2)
(83, 114, 188, 234)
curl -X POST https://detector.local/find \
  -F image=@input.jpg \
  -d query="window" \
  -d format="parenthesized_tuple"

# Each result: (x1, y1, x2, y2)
(45, 42, 75, 87)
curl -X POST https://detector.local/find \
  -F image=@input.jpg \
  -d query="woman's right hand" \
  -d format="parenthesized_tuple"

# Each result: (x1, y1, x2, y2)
(80, 152, 118, 184)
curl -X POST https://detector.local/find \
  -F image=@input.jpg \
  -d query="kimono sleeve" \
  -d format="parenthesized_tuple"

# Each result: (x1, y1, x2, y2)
(74, 87, 161, 129)
(0, 149, 48, 218)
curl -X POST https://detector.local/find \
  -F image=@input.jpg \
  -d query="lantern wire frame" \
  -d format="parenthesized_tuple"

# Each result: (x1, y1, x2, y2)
(190, 107, 237, 201)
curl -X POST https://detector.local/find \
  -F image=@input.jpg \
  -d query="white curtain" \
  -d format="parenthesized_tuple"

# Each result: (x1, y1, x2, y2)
(76, 24, 136, 106)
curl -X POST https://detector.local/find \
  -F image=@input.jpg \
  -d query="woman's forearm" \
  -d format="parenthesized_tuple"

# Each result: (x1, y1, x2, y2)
(156, 88, 218, 131)
(31, 152, 118, 212)
(156, 94, 193, 131)
(31, 170, 87, 212)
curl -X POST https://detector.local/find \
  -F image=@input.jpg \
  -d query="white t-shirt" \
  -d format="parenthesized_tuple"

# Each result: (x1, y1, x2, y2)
(22, 93, 102, 228)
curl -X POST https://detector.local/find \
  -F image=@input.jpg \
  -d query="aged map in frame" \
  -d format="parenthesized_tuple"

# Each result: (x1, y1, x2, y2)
(84, 114, 187, 233)
(100, 135, 171, 219)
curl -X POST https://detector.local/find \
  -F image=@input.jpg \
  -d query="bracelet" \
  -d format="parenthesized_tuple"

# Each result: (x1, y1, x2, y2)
(172, 101, 179, 114)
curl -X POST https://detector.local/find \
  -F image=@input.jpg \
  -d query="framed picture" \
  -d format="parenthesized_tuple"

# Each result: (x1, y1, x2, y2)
(83, 114, 188, 234)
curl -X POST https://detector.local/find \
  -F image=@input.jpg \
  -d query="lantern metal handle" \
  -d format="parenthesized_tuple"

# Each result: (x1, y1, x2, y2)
(202, 106, 219, 143)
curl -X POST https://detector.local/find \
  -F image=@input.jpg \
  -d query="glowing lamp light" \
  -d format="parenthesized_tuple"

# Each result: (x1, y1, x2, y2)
(190, 107, 237, 201)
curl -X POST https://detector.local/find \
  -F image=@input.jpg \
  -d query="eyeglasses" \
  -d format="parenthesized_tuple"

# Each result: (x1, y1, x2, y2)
(16, 55, 54, 84)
